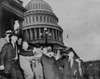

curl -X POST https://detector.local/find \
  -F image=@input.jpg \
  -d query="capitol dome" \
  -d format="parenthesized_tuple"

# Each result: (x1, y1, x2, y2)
(23, 0, 65, 51)
(25, 0, 53, 13)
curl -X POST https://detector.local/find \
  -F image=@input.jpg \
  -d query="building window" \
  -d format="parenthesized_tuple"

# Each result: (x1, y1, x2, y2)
(29, 17, 31, 23)
(40, 16, 42, 22)
(42, 4, 43, 9)
(47, 6, 48, 10)
(33, 4, 35, 9)
(50, 17, 52, 23)
(51, 18, 53, 23)
(26, 18, 28, 24)
(36, 17, 38, 22)
(44, 17, 46, 22)
(31, 4, 32, 9)
(39, 3, 40, 8)
(36, 3, 38, 9)
(44, 4, 46, 9)
(47, 17, 49, 23)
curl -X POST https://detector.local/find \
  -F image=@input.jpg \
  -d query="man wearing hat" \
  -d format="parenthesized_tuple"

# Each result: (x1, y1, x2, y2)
(0, 30, 12, 53)
(0, 32, 18, 79)
(57, 47, 80, 79)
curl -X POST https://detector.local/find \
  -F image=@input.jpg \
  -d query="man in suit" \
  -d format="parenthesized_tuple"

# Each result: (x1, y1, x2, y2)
(57, 47, 80, 79)
(0, 32, 18, 79)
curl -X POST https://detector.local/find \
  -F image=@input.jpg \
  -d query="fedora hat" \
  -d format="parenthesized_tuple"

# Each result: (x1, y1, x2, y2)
(5, 30, 12, 35)
(9, 31, 19, 38)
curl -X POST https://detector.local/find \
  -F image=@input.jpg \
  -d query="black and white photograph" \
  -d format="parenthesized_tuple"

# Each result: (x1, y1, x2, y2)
(0, 0, 100, 79)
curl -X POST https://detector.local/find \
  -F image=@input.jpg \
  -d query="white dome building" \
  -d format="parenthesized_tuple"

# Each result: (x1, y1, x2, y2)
(23, 0, 66, 50)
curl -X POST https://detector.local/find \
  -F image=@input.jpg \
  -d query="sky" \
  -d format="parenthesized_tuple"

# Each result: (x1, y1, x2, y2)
(21, 0, 100, 61)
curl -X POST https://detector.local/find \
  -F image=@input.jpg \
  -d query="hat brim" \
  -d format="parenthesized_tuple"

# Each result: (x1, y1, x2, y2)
(9, 33, 19, 38)
(5, 32, 12, 35)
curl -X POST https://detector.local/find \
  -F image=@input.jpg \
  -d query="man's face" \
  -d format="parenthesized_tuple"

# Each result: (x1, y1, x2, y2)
(6, 34, 10, 40)
(68, 51, 74, 58)
(76, 59, 80, 63)
(22, 42, 29, 50)
(11, 36, 18, 43)
(18, 38, 22, 45)
(48, 52, 54, 57)
(47, 46, 52, 52)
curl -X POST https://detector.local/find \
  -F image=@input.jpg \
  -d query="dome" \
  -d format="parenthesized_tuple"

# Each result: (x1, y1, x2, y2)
(25, 0, 53, 13)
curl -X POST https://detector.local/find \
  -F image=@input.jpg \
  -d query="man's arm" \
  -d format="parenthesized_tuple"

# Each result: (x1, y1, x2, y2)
(0, 44, 8, 65)
(0, 38, 6, 52)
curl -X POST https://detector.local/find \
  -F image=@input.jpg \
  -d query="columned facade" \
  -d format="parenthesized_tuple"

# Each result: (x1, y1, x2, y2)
(0, 0, 26, 37)
(23, 0, 66, 50)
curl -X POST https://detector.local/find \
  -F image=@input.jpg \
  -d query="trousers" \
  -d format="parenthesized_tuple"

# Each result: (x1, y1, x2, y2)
(32, 61, 43, 79)
(19, 55, 34, 79)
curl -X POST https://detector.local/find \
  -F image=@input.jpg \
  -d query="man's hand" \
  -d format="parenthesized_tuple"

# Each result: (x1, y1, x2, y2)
(0, 65, 4, 70)
(14, 56, 18, 61)
(33, 47, 36, 54)
(74, 70, 77, 75)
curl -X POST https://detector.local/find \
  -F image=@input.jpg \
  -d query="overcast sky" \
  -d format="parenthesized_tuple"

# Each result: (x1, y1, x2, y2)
(21, 0, 100, 61)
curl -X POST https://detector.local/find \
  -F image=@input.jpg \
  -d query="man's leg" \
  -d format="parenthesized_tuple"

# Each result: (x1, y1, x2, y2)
(32, 63, 43, 79)
(10, 66, 17, 79)
(19, 55, 34, 79)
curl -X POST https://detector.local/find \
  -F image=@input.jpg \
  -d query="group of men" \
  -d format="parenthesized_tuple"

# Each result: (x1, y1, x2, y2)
(0, 30, 84, 79)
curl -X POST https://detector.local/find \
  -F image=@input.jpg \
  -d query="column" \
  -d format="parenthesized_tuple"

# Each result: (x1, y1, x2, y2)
(57, 30, 59, 41)
(33, 28, 35, 39)
(58, 31, 60, 41)
(34, 28, 37, 39)
(61, 32, 63, 42)
(51, 29, 53, 40)
(30, 29, 33, 40)
(48, 28, 50, 39)
(39, 28, 41, 39)
(56, 30, 57, 40)
(52, 29, 54, 40)
(26, 29, 28, 41)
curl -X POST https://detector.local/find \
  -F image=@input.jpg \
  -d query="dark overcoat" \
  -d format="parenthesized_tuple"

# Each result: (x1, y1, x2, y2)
(41, 54, 62, 79)
(0, 43, 16, 79)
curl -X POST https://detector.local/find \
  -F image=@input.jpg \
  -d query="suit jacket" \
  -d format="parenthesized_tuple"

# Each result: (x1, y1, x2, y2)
(41, 54, 62, 79)
(0, 43, 16, 73)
